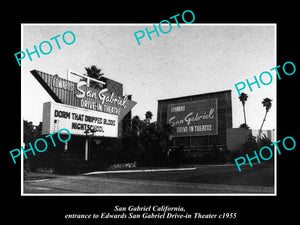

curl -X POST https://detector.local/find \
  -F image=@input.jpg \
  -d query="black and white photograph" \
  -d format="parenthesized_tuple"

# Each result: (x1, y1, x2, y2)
(5, 5, 298, 225)
(21, 24, 276, 195)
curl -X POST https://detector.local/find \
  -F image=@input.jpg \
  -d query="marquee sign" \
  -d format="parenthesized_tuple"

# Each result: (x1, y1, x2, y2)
(30, 70, 136, 123)
(42, 101, 118, 137)
(167, 98, 218, 137)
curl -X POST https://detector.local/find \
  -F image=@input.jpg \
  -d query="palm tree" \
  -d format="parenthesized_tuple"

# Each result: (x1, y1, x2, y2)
(239, 92, 248, 126)
(84, 65, 104, 88)
(239, 123, 249, 129)
(131, 115, 142, 137)
(259, 98, 272, 136)
(145, 111, 153, 126)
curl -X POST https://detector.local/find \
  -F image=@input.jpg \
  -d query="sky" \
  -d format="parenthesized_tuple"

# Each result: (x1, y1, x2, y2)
(21, 24, 276, 130)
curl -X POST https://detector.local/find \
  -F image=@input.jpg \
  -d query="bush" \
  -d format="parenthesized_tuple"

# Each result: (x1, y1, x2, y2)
(257, 134, 274, 164)
(243, 134, 258, 154)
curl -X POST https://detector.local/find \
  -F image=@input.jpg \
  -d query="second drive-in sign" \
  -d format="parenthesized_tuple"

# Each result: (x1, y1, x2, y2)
(167, 98, 218, 137)
(42, 101, 118, 137)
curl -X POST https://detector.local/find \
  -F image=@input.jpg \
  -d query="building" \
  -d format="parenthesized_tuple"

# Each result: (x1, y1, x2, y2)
(226, 128, 275, 153)
(157, 90, 232, 162)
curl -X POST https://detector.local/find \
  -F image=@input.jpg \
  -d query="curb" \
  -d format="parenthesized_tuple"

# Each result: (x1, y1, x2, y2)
(82, 167, 197, 175)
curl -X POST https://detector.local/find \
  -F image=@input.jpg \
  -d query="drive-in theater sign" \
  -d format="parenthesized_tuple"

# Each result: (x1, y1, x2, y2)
(43, 101, 118, 138)
(30, 69, 136, 160)
(31, 69, 136, 135)
(167, 99, 218, 137)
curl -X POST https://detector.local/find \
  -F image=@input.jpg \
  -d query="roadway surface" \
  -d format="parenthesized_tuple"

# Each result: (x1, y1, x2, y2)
(23, 164, 274, 194)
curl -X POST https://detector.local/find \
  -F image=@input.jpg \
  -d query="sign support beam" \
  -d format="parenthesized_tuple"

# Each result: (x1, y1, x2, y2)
(85, 138, 89, 161)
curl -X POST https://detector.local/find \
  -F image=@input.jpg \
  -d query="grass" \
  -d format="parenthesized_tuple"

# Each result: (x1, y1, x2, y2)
(88, 163, 274, 187)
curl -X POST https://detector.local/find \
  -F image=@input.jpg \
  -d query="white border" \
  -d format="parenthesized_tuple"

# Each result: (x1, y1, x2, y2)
(21, 23, 277, 196)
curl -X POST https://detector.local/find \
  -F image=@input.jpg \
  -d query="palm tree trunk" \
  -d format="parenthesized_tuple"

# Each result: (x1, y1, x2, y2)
(243, 105, 247, 125)
(259, 111, 268, 137)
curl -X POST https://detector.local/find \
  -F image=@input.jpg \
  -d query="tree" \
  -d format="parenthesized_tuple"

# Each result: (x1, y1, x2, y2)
(145, 111, 153, 125)
(239, 123, 249, 129)
(23, 120, 37, 146)
(122, 115, 174, 167)
(131, 115, 143, 137)
(239, 92, 248, 126)
(259, 98, 272, 136)
(243, 134, 258, 154)
(83, 65, 104, 88)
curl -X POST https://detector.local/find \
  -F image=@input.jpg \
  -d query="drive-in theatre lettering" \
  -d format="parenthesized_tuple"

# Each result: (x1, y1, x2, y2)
(45, 71, 135, 119)
(167, 99, 218, 136)
(11, 70, 137, 163)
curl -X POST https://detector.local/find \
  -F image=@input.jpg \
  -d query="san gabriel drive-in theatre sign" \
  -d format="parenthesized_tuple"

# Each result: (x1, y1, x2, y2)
(30, 70, 137, 138)
(167, 98, 218, 137)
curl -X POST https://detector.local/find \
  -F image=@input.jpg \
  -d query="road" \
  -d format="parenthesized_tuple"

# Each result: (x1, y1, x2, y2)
(23, 164, 274, 194)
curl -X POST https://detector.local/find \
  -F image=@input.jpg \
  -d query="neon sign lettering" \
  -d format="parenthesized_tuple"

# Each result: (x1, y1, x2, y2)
(169, 108, 215, 126)
(76, 81, 128, 108)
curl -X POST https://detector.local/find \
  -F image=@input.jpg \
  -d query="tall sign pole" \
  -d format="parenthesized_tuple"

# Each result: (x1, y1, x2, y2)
(85, 139, 89, 161)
